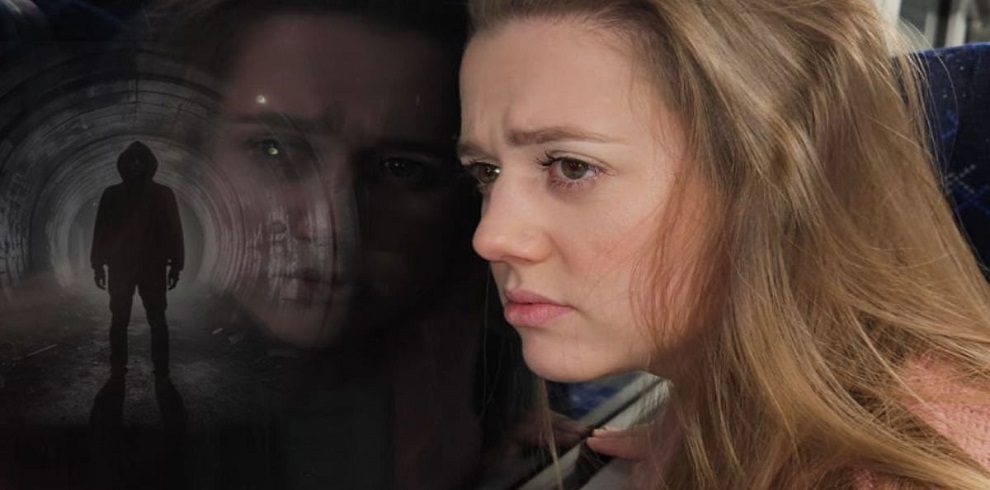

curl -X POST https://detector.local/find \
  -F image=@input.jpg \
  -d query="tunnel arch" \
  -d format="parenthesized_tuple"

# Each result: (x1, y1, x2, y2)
(0, 45, 254, 303)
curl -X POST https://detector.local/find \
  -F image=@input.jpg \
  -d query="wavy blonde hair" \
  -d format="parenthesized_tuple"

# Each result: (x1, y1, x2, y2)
(468, 0, 990, 488)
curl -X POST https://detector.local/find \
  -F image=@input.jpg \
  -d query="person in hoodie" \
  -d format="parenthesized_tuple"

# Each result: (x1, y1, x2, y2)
(91, 141, 184, 379)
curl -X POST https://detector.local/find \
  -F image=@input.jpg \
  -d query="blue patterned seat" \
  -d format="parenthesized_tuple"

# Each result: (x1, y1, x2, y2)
(918, 43, 990, 268)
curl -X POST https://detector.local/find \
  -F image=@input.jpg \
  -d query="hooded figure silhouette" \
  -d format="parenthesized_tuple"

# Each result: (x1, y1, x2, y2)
(91, 141, 184, 378)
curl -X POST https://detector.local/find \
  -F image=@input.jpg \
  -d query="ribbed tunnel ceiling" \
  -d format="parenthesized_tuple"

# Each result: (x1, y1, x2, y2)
(0, 45, 240, 301)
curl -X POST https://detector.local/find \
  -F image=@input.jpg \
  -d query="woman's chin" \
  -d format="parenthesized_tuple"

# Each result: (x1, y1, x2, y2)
(521, 342, 606, 383)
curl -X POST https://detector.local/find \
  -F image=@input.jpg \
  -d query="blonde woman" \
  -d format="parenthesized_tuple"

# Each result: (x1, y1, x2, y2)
(457, 0, 990, 487)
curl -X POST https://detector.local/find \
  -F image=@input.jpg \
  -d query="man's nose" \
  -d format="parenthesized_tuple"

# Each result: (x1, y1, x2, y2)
(472, 182, 551, 265)
(282, 154, 352, 243)
(281, 180, 326, 242)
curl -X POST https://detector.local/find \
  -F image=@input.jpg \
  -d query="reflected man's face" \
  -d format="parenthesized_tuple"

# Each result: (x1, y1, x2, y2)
(211, 14, 464, 347)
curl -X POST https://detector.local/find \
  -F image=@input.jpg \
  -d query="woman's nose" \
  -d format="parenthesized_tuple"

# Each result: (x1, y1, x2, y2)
(471, 183, 551, 265)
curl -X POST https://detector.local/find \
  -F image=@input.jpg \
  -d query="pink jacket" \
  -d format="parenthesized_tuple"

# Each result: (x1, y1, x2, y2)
(857, 356, 990, 488)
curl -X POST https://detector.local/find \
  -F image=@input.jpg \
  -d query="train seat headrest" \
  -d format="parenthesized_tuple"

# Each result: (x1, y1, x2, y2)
(917, 43, 990, 267)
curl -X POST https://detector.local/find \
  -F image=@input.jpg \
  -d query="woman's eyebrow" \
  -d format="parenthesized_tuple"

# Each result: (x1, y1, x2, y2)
(507, 125, 615, 146)
(458, 125, 617, 160)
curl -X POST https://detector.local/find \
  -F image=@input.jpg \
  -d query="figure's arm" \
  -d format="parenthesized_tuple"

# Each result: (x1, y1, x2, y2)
(166, 188, 184, 289)
(91, 190, 109, 289)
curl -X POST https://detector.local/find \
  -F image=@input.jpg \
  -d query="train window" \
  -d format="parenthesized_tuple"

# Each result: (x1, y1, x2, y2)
(886, 0, 990, 46)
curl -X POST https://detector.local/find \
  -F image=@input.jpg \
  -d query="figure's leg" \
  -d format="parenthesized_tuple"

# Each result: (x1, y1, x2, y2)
(148, 313, 170, 378)
(140, 267, 170, 378)
(107, 270, 136, 376)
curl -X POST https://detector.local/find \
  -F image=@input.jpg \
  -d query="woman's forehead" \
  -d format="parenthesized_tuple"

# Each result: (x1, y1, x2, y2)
(461, 18, 678, 152)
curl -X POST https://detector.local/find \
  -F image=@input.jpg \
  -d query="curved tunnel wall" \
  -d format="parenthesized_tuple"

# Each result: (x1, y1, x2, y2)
(0, 46, 252, 303)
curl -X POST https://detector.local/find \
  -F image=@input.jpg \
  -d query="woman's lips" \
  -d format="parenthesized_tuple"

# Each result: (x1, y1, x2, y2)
(503, 290, 573, 327)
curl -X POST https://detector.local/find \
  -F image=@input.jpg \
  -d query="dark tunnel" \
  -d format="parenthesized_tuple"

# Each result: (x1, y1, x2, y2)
(0, 46, 260, 304)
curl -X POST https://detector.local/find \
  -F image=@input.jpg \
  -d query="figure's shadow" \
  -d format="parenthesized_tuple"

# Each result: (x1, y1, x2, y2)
(90, 375, 125, 435)
(155, 376, 188, 435)
(88, 375, 189, 488)
(89, 375, 125, 487)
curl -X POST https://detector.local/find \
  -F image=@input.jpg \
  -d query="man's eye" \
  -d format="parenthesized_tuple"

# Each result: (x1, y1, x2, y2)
(382, 158, 424, 180)
(465, 162, 500, 185)
(243, 135, 318, 182)
(255, 138, 283, 157)
(370, 153, 451, 190)
(245, 136, 314, 161)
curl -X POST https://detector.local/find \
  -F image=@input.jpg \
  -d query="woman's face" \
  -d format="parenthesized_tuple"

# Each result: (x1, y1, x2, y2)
(459, 18, 703, 382)
(211, 14, 464, 347)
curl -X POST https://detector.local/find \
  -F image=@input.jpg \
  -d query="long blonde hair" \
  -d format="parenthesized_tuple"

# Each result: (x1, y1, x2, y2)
(468, 0, 990, 487)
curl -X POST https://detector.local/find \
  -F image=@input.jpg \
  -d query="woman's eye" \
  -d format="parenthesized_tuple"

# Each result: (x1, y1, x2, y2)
(542, 155, 601, 189)
(557, 159, 593, 181)
(465, 162, 501, 186)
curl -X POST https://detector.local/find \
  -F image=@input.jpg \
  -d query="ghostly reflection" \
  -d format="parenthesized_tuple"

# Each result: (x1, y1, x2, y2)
(166, 2, 511, 488)
(199, 12, 470, 350)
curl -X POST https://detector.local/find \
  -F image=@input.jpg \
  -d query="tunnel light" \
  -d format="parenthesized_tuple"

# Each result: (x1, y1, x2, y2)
(255, 94, 268, 105)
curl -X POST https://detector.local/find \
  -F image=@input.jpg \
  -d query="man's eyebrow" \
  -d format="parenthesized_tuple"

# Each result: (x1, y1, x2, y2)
(458, 125, 616, 159)
(223, 111, 342, 133)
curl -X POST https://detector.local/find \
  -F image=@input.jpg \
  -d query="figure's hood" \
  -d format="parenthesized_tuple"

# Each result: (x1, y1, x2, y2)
(117, 141, 158, 185)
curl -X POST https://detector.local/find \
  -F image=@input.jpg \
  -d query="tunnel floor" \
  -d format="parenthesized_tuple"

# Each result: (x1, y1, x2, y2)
(0, 282, 318, 489)
(1, 286, 282, 428)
